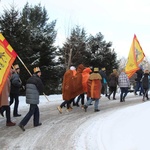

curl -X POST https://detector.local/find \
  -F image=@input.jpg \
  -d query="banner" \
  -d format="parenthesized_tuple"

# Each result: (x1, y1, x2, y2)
(125, 34, 145, 78)
(134, 35, 145, 65)
(0, 33, 17, 94)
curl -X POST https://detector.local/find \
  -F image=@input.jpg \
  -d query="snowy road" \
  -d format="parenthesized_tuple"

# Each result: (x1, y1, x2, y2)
(0, 94, 144, 150)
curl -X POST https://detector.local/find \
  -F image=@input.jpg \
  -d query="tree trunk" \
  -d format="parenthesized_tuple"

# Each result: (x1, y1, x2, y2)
(67, 48, 72, 70)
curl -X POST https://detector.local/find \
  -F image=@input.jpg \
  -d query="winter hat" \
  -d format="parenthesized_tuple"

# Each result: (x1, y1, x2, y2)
(139, 65, 143, 70)
(70, 66, 76, 70)
(14, 64, 20, 70)
(144, 69, 149, 74)
(102, 67, 106, 71)
(83, 67, 92, 73)
(33, 67, 41, 73)
(113, 69, 117, 73)
(94, 67, 99, 72)
(77, 64, 85, 73)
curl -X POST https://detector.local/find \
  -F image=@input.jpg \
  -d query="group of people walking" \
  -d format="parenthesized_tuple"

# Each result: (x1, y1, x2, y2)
(1, 62, 149, 131)
(58, 64, 150, 114)
(0, 64, 22, 126)
(98, 66, 150, 102)
(0, 64, 44, 132)
(57, 65, 130, 114)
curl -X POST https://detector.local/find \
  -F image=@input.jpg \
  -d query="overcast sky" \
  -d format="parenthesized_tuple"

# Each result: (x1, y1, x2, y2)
(1, 0, 150, 59)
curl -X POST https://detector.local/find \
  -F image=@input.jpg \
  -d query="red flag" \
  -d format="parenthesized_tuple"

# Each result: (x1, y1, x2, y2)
(0, 33, 17, 94)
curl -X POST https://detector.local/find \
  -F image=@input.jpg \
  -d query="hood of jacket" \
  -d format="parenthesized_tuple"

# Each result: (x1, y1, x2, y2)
(82, 67, 92, 74)
(89, 73, 102, 80)
(77, 64, 85, 73)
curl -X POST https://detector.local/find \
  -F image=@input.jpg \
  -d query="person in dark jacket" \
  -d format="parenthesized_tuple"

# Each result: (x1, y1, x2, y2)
(134, 67, 144, 96)
(142, 70, 149, 101)
(99, 67, 108, 97)
(19, 67, 44, 131)
(107, 69, 118, 100)
(10, 64, 22, 117)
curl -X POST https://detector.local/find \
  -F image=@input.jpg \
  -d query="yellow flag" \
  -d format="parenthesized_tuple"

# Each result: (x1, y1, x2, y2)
(134, 35, 145, 64)
(125, 34, 145, 78)
(0, 33, 17, 94)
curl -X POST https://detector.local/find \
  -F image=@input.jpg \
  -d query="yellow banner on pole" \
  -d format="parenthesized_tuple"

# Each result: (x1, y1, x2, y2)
(0, 33, 17, 94)
(125, 34, 145, 78)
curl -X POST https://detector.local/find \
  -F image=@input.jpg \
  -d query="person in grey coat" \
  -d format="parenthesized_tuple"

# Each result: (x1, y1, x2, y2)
(19, 67, 44, 131)
(118, 68, 130, 102)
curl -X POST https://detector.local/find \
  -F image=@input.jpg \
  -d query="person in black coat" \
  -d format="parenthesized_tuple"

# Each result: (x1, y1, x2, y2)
(142, 70, 149, 101)
(134, 67, 144, 95)
(19, 67, 44, 131)
(99, 67, 108, 97)
(107, 69, 118, 100)
(10, 64, 22, 117)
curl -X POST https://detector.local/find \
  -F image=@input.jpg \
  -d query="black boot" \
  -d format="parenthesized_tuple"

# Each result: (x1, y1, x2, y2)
(76, 103, 79, 107)
(84, 105, 87, 112)
(0, 107, 4, 117)
(122, 97, 125, 102)
(113, 93, 116, 100)
(120, 98, 123, 102)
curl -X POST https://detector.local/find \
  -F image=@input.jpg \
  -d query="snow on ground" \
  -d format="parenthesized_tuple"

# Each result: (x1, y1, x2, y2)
(1, 93, 150, 150)
(73, 99, 150, 150)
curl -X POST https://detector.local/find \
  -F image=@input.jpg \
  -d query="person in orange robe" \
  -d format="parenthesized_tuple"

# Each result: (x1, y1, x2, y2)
(84, 67, 102, 112)
(76, 67, 92, 107)
(57, 64, 85, 113)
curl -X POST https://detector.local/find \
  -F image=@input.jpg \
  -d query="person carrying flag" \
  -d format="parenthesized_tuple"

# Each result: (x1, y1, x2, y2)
(0, 70, 16, 126)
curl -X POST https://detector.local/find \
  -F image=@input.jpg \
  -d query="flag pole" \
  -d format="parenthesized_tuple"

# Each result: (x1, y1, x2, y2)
(17, 55, 50, 102)
(17, 56, 32, 76)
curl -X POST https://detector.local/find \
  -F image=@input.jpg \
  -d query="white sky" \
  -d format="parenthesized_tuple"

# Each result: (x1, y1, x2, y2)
(1, 93, 150, 149)
(1, 0, 150, 59)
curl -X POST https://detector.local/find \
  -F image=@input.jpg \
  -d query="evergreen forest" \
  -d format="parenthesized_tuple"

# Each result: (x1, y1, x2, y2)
(0, 3, 119, 95)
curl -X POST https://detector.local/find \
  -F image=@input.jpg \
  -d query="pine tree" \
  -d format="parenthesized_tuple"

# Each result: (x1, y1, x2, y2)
(57, 28, 119, 77)
(86, 32, 119, 75)
(20, 3, 58, 94)
(58, 26, 87, 70)
(0, 3, 58, 94)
